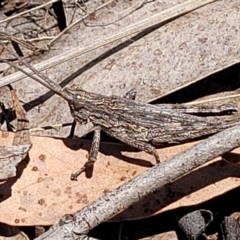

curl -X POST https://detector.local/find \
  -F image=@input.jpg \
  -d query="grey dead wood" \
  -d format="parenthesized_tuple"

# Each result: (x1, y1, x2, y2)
(178, 209, 213, 239)
(35, 124, 240, 239)
(221, 216, 240, 240)
(0, 144, 31, 179)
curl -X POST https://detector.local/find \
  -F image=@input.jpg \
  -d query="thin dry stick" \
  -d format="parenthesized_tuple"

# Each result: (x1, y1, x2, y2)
(0, 0, 59, 24)
(48, 0, 115, 46)
(0, 33, 44, 52)
(0, 36, 54, 44)
(184, 94, 240, 106)
(36, 124, 240, 239)
(0, 0, 216, 88)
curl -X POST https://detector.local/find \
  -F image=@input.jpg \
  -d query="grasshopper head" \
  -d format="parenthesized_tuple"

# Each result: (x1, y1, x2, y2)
(68, 93, 89, 123)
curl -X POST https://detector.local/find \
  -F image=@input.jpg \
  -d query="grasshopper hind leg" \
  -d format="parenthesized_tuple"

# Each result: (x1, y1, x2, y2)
(125, 137, 160, 163)
(110, 132, 161, 163)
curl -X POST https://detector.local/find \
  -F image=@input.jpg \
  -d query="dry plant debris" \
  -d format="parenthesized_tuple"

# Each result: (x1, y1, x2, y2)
(0, 0, 240, 239)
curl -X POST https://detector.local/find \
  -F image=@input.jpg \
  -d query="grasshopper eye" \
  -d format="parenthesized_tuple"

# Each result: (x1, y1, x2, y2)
(72, 94, 84, 109)
(72, 94, 81, 100)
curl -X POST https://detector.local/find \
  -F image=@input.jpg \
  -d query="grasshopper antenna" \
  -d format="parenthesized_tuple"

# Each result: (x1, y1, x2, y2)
(1, 43, 73, 102)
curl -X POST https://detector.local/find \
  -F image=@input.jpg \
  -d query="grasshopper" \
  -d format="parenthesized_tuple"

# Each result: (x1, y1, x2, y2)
(2, 46, 238, 180)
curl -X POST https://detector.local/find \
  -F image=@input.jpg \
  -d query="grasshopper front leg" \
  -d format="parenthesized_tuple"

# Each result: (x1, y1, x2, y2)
(71, 127, 101, 180)
(71, 89, 137, 180)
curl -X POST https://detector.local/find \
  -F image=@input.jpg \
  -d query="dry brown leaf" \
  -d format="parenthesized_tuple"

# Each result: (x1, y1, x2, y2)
(11, 89, 31, 146)
(1, 133, 240, 226)
(0, 88, 31, 180)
